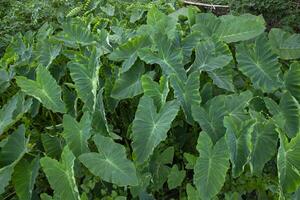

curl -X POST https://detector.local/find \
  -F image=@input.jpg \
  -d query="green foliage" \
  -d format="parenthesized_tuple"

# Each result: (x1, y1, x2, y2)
(1, 0, 300, 199)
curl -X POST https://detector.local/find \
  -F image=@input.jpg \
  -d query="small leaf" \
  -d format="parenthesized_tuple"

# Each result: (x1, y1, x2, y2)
(79, 135, 138, 186)
(16, 66, 65, 113)
(35, 39, 61, 67)
(167, 165, 186, 190)
(285, 62, 300, 103)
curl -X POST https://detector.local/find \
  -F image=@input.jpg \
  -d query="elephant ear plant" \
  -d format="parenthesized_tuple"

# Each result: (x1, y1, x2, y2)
(1, 0, 300, 199)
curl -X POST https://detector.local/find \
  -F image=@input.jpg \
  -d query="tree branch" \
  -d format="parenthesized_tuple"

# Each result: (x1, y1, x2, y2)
(183, 0, 229, 9)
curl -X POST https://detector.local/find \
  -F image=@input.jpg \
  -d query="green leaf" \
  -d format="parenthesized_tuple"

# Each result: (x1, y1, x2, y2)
(141, 74, 169, 110)
(40, 146, 80, 200)
(79, 134, 138, 186)
(285, 62, 300, 103)
(269, 28, 300, 59)
(0, 92, 32, 135)
(109, 35, 150, 72)
(170, 71, 201, 124)
(0, 68, 14, 94)
(55, 19, 96, 47)
(16, 66, 65, 113)
(132, 96, 180, 163)
(12, 157, 40, 200)
(186, 184, 200, 200)
(62, 112, 92, 157)
(278, 132, 300, 193)
(35, 39, 61, 68)
(193, 132, 229, 199)
(249, 119, 278, 175)
(215, 14, 265, 43)
(167, 165, 186, 190)
(138, 34, 187, 81)
(192, 91, 252, 143)
(67, 48, 100, 112)
(190, 39, 232, 72)
(111, 60, 144, 100)
(224, 116, 255, 177)
(279, 91, 300, 138)
(207, 65, 235, 92)
(236, 35, 282, 93)
(192, 13, 220, 38)
(0, 125, 28, 195)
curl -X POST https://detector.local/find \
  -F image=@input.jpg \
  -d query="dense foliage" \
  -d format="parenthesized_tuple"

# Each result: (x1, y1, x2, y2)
(1, 0, 300, 199)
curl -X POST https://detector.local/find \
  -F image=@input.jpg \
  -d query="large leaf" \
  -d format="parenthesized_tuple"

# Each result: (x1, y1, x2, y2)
(269, 28, 300, 60)
(236, 35, 282, 92)
(279, 91, 300, 138)
(16, 66, 65, 113)
(132, 96, 180, 163)
(62, 112, 92, 157)
(141, 74, 169, 110)
(79, 134, 138, 186)
(224, 116, 255, 177)
(277, 132, 300, 193)
(0, 125, 28, 194)
(207, 65, 235, 92)
(190, 39, 232, 72)
(192, 13, 220, 39)
(215, 14, 265, 43)
(193, 132, 229, 199)
(111, 59, 144, 100)
(40, 146, 80, 200)
(138, 34, 187, 81)
(109, 35, 150, 72)
(55, 19, 96, 47)
(285, 62, 300, 103)
(67, 48, 100, 112)
(170, 71, 201, 124)
(12, 157, 40, 200)
(249, 117, 278, 175)
(0, 92, 32, 135)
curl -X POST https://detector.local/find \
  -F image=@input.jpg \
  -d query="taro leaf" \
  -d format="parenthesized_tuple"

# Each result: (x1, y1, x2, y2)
(40, 146, 80, 200)
(236, 35, 282, 93)
(141, 74, 169, 110)
(285, 62, 300, 103)
(279, 91, 300, 138)
(150, 147, 174, 191)
(167, 165, 186, 190)
(111, 59, 144, 100)
(207, 65, 235, 92)
(79, 134, 138, 186)
(92, 88, 110, 135)
(55, 19, 96, 47)
(132, 96, 180, 163)
(192, 91, 252, 143)
(16, 66, 65, 113)
(67, 48, 100, 112)
(186, 184, 200, 200)
(192, 13, 220, 38)
(12, 157, 40, 200)
(181, 31, 204, 64)
(138, 7, 177, 40)
(0, 92, 32, 135)
(215, 14, 265, 43)
(35, 38, 61, 68)
(108, 35, 150, 72)
(278, 131, 300, 193)
(193, 132, 229, 200)
(269, 28, 300, 60)
(190, 39, 232, 72)
(249, 118, 278, 175)
(170, 71, 201, 124)
(0, 68, 14, 94)
(224, 116, 255, 177)
(62, 112, 92, 157)
(138, 34, 187, 81)
(0, 125, 28, 194)
(41, 133, 63, 159)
